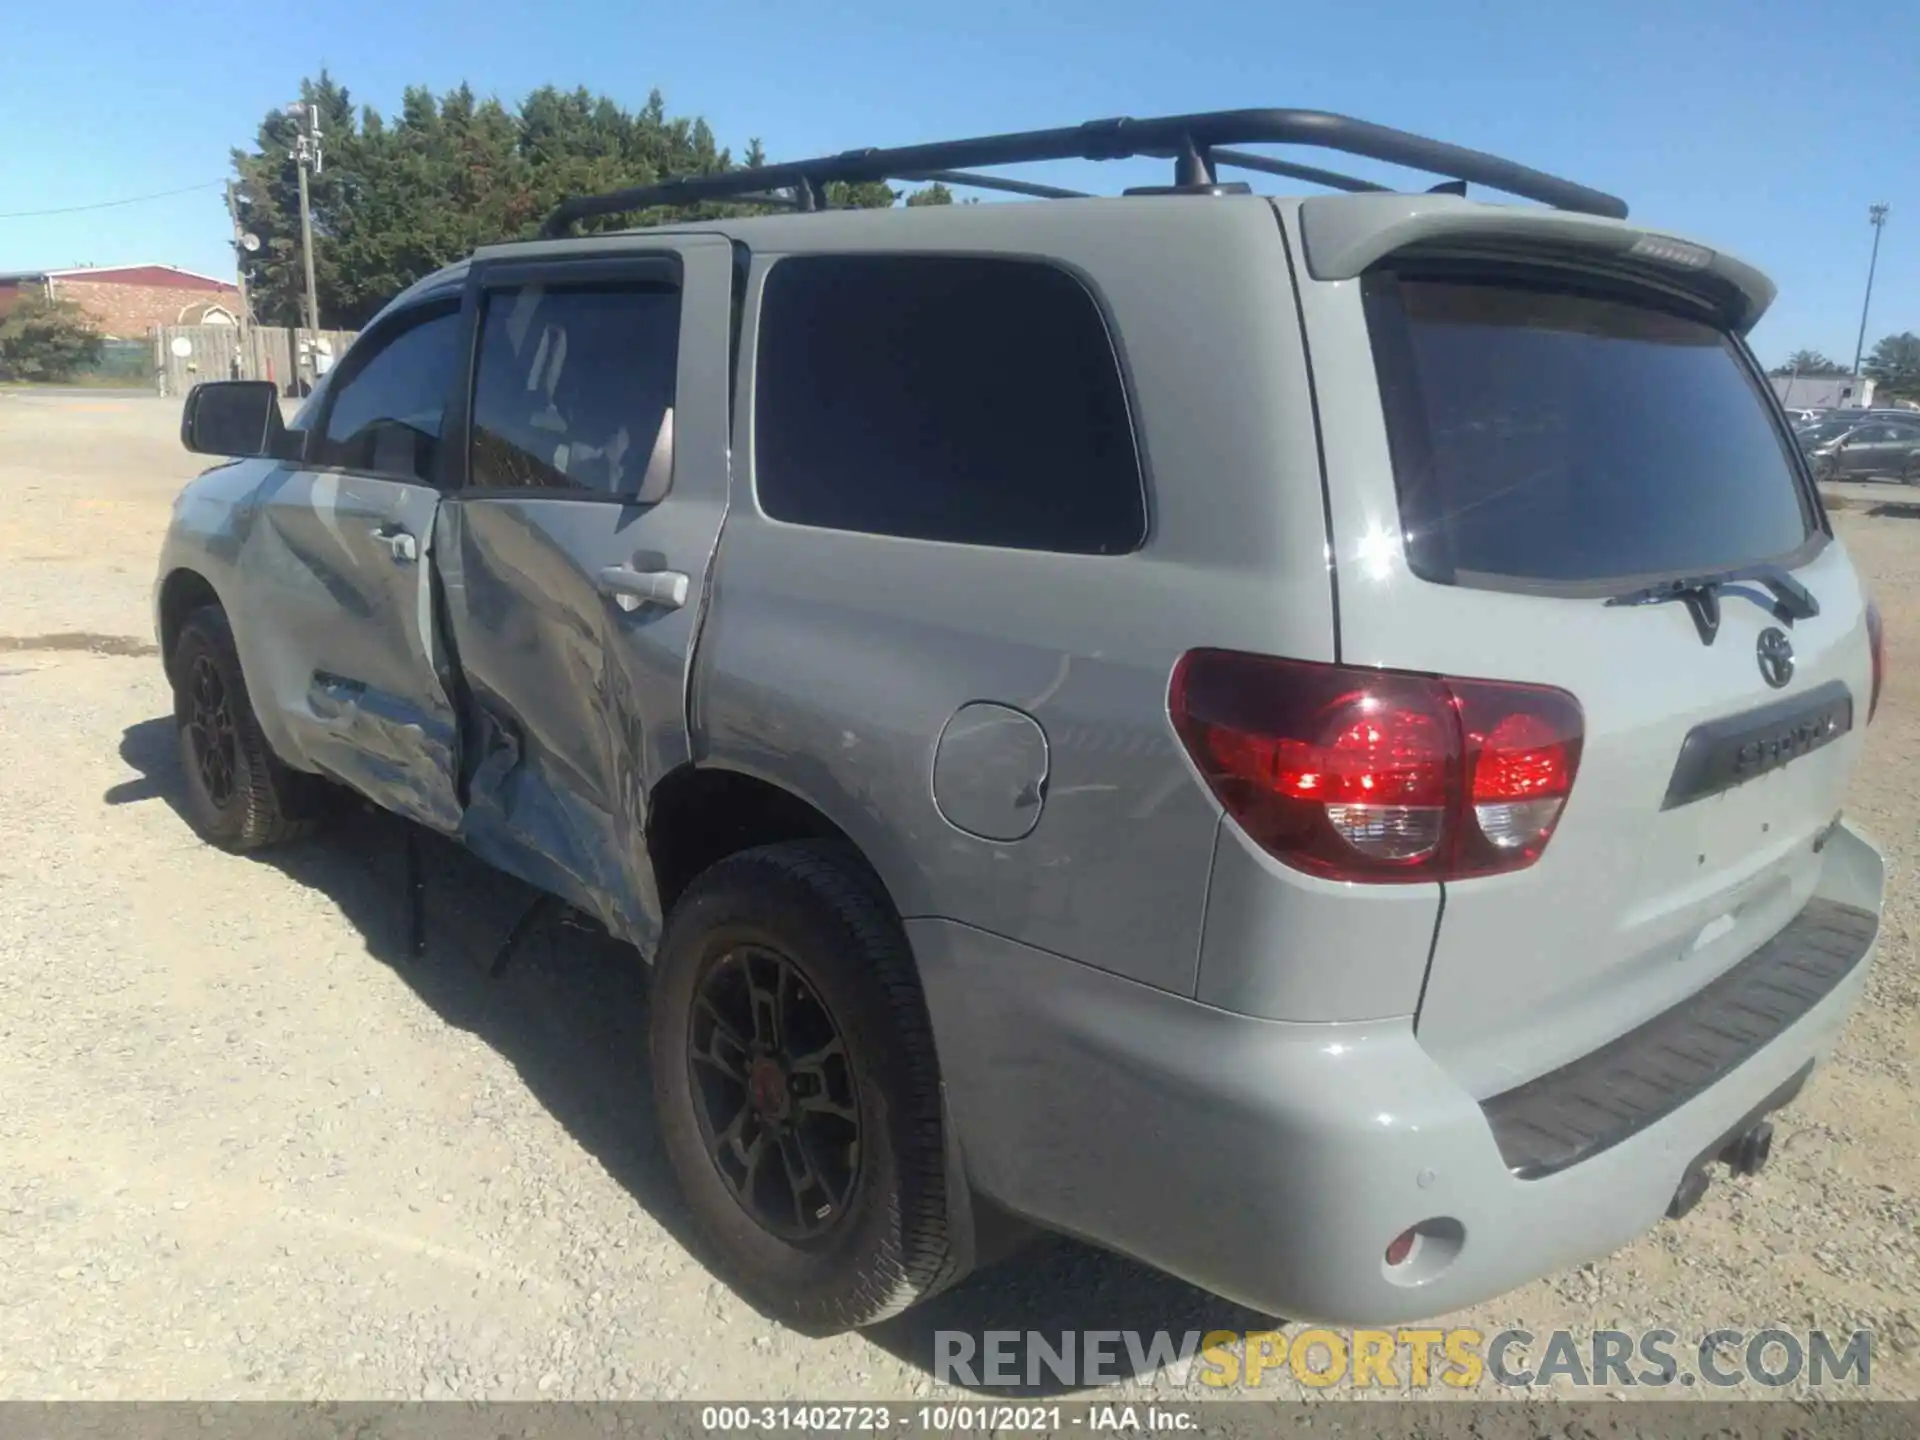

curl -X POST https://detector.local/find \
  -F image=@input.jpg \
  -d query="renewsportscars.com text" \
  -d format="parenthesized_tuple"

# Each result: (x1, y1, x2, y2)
(934, 1327, 1873, 1391)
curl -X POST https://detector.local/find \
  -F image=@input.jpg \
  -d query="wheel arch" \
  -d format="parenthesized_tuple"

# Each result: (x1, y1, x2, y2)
(157, 567, 225, 682)
(646, 763, 893, 919)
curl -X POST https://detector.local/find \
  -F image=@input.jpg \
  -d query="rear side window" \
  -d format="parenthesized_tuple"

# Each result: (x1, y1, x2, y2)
(1365, 274, 1815, 589)
(754, 255, 1145, 554)
(470, 282, 680, 500)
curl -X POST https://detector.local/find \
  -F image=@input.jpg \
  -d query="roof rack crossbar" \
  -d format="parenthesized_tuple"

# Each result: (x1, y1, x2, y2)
(1209, 148, 1390, 195)
(539, 107, 1626, 238)
(897, 170, 1092, 200)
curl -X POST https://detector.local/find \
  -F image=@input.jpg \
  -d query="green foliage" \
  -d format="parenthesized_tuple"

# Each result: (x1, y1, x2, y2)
(824, 180, 899, 210)
(232, 74, 908, 328)
(0, 293, 104, 383)
(1864, 332, 1920, 400)
(1769, 349, 1848, 377)
(905, 183, 955, 207)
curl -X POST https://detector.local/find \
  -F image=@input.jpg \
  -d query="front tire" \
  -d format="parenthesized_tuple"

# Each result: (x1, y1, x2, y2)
(650, 841, 962, 1331)
(169, 605, 318, 852)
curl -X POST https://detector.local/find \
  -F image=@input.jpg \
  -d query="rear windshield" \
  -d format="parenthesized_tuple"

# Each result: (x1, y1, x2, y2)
(1365, 274, 1816, 590)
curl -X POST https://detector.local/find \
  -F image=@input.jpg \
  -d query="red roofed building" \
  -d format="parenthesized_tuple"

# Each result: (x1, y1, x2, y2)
(0, 264, 241, 338)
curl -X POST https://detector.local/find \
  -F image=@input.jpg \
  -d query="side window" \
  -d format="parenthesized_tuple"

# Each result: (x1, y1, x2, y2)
(293, 376, 330, 424)
(314, 303, 460, 482)
(754, 255, 1146, 554)
(470, 282, 680, 500)
(282, 370, 332, 450)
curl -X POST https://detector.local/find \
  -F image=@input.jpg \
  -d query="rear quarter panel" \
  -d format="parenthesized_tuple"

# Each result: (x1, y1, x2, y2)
(696, 199, 1340, 994)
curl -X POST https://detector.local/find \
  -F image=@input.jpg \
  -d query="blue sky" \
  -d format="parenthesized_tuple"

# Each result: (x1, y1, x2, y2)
(2, 0, 1912, 365)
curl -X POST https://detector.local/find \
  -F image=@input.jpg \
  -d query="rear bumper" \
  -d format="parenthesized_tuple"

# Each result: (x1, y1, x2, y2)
(911, 822, 1883, 1325)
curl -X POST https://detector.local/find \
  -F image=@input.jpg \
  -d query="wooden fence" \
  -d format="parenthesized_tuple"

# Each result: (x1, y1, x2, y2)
(151, 324, 359, 398)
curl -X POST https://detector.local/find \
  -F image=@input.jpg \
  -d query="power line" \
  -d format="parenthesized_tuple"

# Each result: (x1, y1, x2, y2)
(0, 179, 224, 220)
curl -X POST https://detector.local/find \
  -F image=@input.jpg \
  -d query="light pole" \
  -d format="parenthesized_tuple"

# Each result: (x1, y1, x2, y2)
(1851, 203, 1889, 384)
(287, 102, 324, 336)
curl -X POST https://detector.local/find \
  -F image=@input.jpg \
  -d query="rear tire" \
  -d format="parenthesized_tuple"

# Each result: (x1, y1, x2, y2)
(649, 841, 963, 1331)
(170, 605, 319, 852)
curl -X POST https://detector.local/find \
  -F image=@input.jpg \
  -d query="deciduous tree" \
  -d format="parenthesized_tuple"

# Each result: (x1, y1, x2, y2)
(0, 294, 104, 383)
(1864, 332, 1920, 401)
(1769, 349, 1849, 377)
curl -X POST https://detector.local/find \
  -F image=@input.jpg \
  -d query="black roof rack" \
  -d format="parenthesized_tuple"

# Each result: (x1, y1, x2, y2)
(539, 107, 1628, 239)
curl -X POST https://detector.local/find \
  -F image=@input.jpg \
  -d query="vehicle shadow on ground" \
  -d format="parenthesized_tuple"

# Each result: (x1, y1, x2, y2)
(109, 715, 1272, 1394)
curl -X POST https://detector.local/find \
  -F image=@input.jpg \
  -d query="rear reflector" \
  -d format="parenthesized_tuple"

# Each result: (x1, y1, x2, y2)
(1170, 650, 1583, 883)
(1865, 597, 1885, 725)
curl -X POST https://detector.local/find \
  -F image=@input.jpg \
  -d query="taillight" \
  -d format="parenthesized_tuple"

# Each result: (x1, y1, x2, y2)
(1865, 597, 1885, 724)
(1169, 650, 1583, 883)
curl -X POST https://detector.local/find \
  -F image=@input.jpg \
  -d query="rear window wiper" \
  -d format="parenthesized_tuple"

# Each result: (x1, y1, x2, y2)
(1604, 564, 1819, 645)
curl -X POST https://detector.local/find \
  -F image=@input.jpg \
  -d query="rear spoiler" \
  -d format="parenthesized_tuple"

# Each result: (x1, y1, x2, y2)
(1297, 194, 1775, 334)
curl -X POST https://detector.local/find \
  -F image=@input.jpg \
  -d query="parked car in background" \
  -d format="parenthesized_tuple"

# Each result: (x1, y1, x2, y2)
(1804, 416, 1920, 481)
(1797, 417, 1860, 449)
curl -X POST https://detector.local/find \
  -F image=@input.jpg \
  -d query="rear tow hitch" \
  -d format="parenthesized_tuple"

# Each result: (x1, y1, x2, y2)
(1720, 1120, 1774, 1178)
(1668, 1118, 1779, 1219)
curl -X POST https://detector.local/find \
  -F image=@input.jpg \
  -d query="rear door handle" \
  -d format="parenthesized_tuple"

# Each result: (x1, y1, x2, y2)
(370, 524, 418, 563)
(596, 566, 689, 612)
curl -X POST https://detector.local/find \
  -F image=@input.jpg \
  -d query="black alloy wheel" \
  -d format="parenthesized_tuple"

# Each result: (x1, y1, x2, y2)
(185, 652, 239, 807)
(688, 944, 861, 1242)
(648, 840, 964, 1330)
(168, 604, 321, 851)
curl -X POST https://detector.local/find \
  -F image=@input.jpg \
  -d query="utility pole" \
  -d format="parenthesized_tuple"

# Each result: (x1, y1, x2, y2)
(223, 182, 259, 377)
(288, 101, 324, 336)
(1851, 203, 1889, 383)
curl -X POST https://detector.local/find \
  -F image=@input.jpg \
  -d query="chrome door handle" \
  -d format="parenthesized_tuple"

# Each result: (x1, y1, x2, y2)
(596, 566, 689, 612)
(371, 525, 418, 563)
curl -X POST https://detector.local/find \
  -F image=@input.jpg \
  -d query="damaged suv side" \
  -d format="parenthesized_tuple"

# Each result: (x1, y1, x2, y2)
(157, 108, 1886, 1333)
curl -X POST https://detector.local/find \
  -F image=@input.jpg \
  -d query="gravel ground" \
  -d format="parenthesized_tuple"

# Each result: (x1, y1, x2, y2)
(0, 391, 1915, 1402)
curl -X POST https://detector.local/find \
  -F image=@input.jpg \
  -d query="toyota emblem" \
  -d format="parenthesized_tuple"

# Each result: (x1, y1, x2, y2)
(1756, 627, 1795, 689)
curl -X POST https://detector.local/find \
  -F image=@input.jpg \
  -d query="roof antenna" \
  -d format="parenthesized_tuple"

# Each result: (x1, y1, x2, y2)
(1428, 180, 1468, 198)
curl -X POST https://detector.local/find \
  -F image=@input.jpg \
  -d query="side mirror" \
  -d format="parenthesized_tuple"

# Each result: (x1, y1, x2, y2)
(180, 380, 295, 459)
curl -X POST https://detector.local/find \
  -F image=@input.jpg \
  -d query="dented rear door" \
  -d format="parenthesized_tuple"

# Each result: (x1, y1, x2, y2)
(433, 237, 733, 953)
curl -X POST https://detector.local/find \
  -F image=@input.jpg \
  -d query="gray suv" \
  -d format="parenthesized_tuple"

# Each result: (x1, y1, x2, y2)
(156, 109, 1888, 1332)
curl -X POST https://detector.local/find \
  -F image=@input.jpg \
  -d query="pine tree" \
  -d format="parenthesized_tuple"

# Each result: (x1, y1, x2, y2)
(232, 77, 793, 328)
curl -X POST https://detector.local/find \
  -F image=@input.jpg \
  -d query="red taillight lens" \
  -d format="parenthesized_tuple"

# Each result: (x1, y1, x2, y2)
(1170, 650, 1583, 883)
(1452, 683, 1584, 876)
(1865, 597, 1884, 725)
